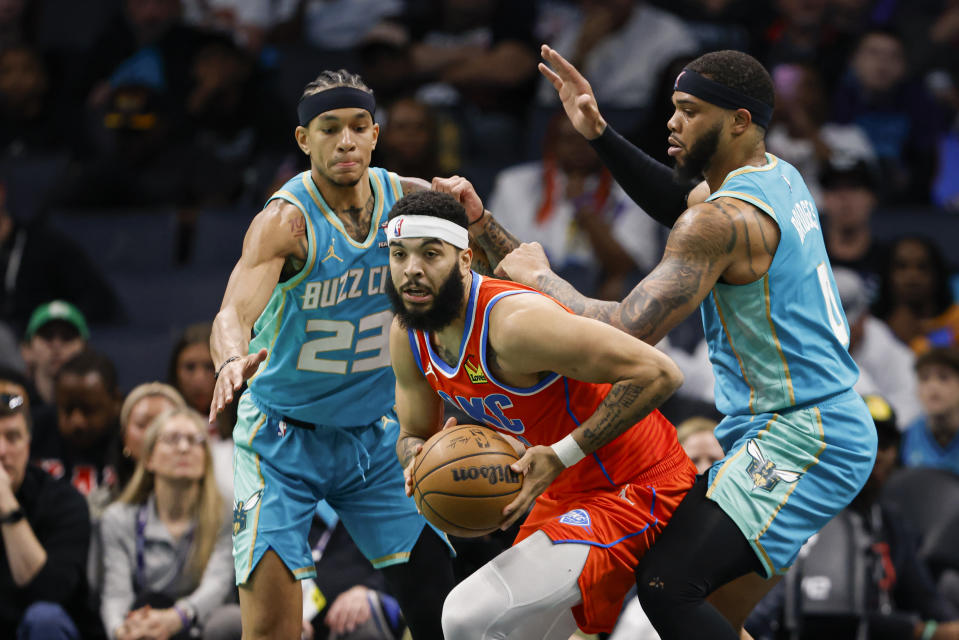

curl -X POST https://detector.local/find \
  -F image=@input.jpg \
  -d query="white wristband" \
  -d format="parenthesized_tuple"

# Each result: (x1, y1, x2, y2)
(550, 433, 586, 468)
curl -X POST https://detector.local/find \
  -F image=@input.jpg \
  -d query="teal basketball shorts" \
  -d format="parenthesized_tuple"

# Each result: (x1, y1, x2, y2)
(231, 391, 450, 584)
(706, 388, 878, 577)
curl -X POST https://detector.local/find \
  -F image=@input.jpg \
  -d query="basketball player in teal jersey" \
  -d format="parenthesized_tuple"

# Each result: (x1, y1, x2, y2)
(448, 47, 879, 639)
(208, 70, 455, 640)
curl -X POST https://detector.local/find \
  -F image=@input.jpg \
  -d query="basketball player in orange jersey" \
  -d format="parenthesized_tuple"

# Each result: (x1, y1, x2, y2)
(384, 189, 698, 639)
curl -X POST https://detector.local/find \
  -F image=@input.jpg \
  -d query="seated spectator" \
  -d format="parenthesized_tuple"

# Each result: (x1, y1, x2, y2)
(30, 349, 121, 517)
(819, 160, 885, 299)
(20, 300, 88, 406)
(487, 113, 661, 299)
(746, 394, 959, 640)
(0, 366, 103, 639)
(375, 96, 452, 182)
(100, 407, 236, 640)
(873, 236, 959, 353)
(901, 347, 959, 475)
(167, 323, 232, 499)
(831, 28, 947, 202)
(0, 182, 120, 330)
(304, 502, 406, 640)
(766, 64, 876, 206)
(117, 382, 186, 489)
(535, 0, 698, 126)
(835, 267, 920, 426)
(676, 416, 723, 474)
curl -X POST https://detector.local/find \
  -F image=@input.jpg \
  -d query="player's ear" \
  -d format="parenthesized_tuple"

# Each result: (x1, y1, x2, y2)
(731, 108, 752, 135)
(294, 125, 310, 155)
(371, 122, 379, 148)
(459, 248, 472, 274)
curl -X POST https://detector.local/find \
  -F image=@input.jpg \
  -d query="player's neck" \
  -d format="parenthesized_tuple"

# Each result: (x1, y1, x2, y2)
(431, 272, 473, 366)
(310, 167, 372, 212)
(704, 141, 768, 192)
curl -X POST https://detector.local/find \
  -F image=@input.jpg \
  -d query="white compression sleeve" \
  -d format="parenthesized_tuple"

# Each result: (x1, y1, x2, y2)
(442, 531, 590, 640)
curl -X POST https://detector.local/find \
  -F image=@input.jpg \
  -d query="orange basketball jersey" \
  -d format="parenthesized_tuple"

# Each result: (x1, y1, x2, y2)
(407, 274, 687, 497)
(408, 274, 696, 632)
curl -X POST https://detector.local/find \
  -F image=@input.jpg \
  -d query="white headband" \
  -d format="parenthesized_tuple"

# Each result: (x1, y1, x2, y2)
(386, 215, 469, 249)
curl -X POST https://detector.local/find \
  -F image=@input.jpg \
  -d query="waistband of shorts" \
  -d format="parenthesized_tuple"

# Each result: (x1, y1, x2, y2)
(631, 446, 696, 486)
(246, 390, 387, 431)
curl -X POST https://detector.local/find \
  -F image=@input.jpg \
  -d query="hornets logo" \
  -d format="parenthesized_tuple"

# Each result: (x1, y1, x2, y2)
(744, 440, 801, 492)
(233, 489, 263, 535)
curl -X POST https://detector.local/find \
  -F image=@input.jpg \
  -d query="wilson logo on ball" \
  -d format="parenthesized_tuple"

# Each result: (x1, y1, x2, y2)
(451, 464, 521, 485)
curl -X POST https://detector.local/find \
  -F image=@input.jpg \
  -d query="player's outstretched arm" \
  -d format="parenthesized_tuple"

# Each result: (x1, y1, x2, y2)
(389, 318, 446, 496)
(208, 199, 303, 422)
(539, 44, 705, 228)
(498, 201, 748, 345)
(488, 294, 684, 528)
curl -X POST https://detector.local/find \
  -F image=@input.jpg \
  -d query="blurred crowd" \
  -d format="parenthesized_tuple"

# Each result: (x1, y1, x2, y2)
(2, 0, 959, 639)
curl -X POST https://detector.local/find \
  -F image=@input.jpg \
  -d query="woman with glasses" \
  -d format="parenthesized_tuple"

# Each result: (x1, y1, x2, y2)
(99, 407, 237, 640)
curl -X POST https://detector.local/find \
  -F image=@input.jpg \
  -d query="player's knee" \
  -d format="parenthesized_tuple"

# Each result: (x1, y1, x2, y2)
(635, 551, 706, 614)
(441, 575, 503, 640)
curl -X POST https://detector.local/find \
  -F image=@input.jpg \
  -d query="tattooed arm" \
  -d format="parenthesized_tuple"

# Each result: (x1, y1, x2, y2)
(487, 293, 683, 528)
(400, 176, 431, 195)
(389, 318, 445, 495)
(498, 198, 779, 345)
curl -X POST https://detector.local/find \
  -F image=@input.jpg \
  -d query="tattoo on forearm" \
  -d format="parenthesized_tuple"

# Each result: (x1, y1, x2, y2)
(473, 216, 521, 267)
(534, 271, 619, 325)
(399, 435, 425, 467)
(581, 380, 672, 451)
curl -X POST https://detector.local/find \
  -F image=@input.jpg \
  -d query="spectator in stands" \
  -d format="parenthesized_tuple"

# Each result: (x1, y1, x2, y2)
(167, 323, 232, 499)
(117, 382, 185, 489)
(536, 0, 697, 132)
(820, 160, 886, 299)
(20, 300, 88, 409)
(488, 112, 660, 299)
(765, 64, 876, 205)
(0, 44, 77, 159)
(874, 236, 959, 353)
(0, 183, 120, 330)
(375, 96, 447, 182)
(100, 407, 236, 640)
(835, 267, 921, 427)
(676, 416, 723, 474)
(832, 28, 947, 203)
(901, 347, 959, 475)
(0, 366, 103, 639)
(303, 502, 406, 640)
(30, 349, 121, 518)
(284, 0, 406, 52)
(406, 0, 538, 158)
(746, 394, 959, 640)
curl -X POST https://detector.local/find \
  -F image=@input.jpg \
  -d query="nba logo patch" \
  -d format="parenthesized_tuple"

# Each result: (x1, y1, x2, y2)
(559, 509, 591, 528)
(277, 420, 288, 438)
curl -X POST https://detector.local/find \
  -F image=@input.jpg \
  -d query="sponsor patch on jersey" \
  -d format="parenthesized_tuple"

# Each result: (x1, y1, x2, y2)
(464, 356, 488, 384)
(559, 508, 591, 528)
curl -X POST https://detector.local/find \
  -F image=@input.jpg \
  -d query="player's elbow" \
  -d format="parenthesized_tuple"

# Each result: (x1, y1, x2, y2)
(648, 352, 684, 399)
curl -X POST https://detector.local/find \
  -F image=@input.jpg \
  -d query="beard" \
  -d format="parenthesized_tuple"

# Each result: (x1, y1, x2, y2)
(673, 122, 722, 183)
(385, 263, 466, 332)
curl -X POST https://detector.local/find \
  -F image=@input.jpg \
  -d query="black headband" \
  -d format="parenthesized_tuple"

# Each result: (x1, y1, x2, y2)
(297, 87, 376, 127)
(674, 69, 773, 129)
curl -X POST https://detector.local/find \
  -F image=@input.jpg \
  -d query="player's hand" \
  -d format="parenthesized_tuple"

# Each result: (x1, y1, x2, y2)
(208, 348, 267, 423)
(494, 242, 552, 287)
(500, 445, 565, 530)
(431, 176, 485, 224)
(538, 44, 607, 140)
(325, 585, 373, 636)
(404, 418, 457, 498)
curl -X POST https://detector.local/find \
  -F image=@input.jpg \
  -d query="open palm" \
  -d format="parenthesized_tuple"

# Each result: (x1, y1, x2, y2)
(538, 44, 606, 140)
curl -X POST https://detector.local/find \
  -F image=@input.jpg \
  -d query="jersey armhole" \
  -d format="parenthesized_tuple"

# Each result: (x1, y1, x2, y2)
(408, 330, 426, 376)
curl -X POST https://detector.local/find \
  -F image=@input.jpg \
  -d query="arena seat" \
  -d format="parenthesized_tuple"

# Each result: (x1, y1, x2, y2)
(47, 209, 178, 273)
(881, 466, 959, 576)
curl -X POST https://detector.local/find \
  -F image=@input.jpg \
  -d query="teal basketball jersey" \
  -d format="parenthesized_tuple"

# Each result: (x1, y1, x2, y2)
(701, 154, 859, 416)
(247, 168, 402, 426)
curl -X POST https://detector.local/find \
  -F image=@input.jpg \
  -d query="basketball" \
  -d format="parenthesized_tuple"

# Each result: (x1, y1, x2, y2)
(412, 424, 524, 537)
